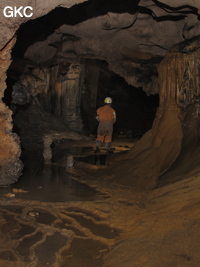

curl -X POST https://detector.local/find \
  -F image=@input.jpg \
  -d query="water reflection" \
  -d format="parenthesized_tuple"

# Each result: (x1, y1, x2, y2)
(1, 161, 97, 202)
(77, 155, 107, 165)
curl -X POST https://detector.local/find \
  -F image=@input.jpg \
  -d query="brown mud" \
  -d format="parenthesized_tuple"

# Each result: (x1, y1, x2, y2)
(0, 138, 200, 266)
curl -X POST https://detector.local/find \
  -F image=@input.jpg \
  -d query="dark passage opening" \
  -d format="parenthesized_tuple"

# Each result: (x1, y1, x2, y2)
(80, 60, 159, 138)
(2, 2, 159, 199)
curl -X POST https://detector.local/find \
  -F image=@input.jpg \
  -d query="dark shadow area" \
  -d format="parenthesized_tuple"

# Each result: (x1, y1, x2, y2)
(0, 150, 98, 202)
(96, 62, 159, 138)
(78, 154, 107, 165)
(80, 60, 159, 137)
(152, 0, 198, 13)
(2, 77, 15, 108)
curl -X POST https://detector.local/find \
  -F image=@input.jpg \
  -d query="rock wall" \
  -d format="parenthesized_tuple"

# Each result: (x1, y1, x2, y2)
(0, 38, 23, 185)
(12, 62, 84, 136)
(11, 0, 200, 95)
(109, 37, 200, 189)
(158, 0, 200, 9)
(0, 0, 88, 185)
(0, 0, 87, 50)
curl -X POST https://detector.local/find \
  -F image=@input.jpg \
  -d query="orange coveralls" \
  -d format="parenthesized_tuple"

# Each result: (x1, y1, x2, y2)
(96, 104, 116, 143)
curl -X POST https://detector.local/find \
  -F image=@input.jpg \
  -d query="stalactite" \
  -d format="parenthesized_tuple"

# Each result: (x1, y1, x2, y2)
(169, 40, 200, 109)
(60, 63, 83, 132)
(54, 80, 62, 116)
(80, 59, 100, 133)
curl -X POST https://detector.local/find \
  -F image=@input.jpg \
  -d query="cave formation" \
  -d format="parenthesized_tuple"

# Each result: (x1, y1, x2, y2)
(1, 0, 200, 266)
(0, 0, 200, 186)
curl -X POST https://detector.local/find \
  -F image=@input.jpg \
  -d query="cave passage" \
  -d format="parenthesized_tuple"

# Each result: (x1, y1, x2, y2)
(2, 0, 195, 190)
(1, 1, 200, 267)
(1, 8, 160, 193)
(3, 46, 159, 199)
(0, 0, 200, 188)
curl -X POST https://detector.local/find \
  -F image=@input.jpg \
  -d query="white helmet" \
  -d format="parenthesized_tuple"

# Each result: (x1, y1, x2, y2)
(104, 97, 112, 104)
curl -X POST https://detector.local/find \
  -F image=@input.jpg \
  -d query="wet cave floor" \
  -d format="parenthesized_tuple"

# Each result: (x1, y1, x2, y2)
(1, 138, 200, 267)
(0, 138, 138, 267)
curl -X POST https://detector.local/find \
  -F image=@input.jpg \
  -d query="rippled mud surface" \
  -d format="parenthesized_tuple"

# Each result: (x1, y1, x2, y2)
(0, 202, 121, 267)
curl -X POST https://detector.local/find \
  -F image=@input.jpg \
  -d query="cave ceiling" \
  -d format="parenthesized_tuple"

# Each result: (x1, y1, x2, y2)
(1, 0, 200, 94)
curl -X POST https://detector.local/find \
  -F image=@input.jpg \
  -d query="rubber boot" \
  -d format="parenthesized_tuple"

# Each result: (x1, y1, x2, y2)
(94, 140, 101, 153)
(106, 142, 112, 154)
